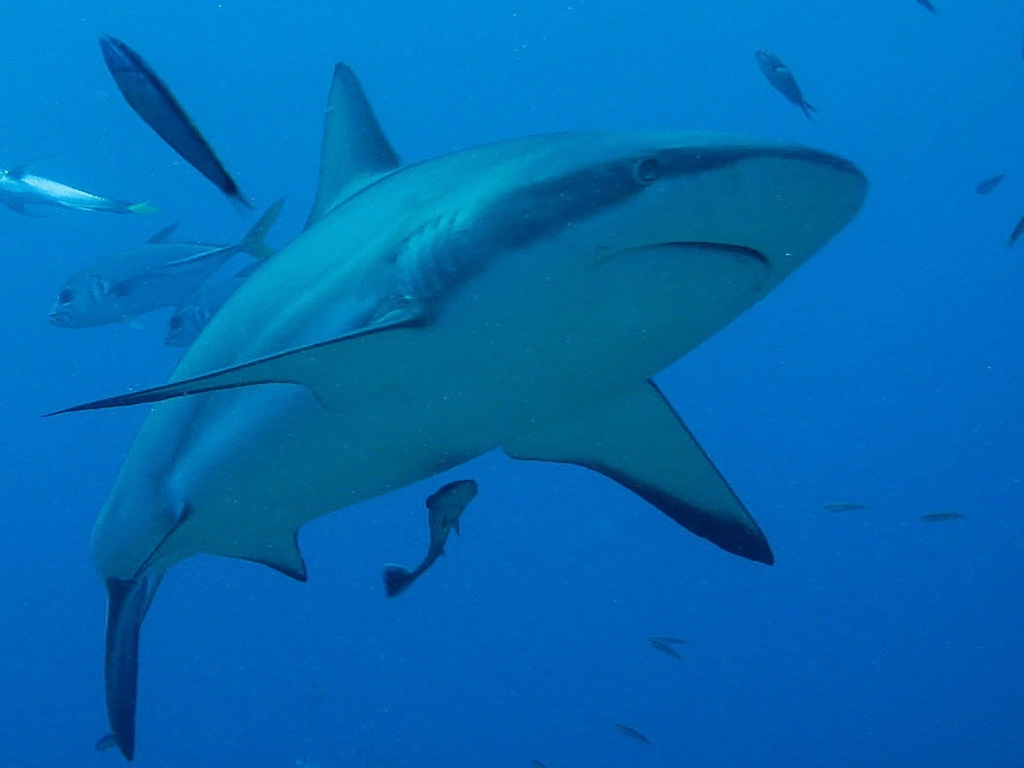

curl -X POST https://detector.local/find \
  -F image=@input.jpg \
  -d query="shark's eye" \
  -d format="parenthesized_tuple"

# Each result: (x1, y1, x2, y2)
(633, 157, 661, 184)
(58, 288, 75, 304)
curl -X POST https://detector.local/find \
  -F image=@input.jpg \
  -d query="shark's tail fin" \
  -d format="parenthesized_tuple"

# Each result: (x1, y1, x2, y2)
(382, 565, 416, 598)
(237, 197, 284, 261)
(127, 200, 159, 215)
(800, 100, 817, 122)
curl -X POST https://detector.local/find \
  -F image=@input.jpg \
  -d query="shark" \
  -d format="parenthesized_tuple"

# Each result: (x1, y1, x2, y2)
(52, 62, 867, 759)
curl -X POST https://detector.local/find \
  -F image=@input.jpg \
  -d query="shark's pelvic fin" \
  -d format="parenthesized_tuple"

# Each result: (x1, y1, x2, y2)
(304, 62, 400, 229)
(504, 381, 774, 564)
(239, 529, 308, 581)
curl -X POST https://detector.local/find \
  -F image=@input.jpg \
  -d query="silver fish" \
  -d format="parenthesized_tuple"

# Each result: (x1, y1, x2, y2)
(0, 166, 155, 216)
(382, 479, 478, 597)
(755, 50, 816, 121)
(164, 261, 261, 347)
(50, 199, 281, 328)
(99, 35, 251, 210)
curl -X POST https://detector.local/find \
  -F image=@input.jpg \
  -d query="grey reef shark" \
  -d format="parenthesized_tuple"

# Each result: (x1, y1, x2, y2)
(50, 62, 868, 759)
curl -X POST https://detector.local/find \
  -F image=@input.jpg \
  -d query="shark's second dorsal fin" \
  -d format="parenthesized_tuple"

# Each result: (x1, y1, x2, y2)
(304, 63, 400, 229)
(504, 381, 774, 565)
(148, 223, 179, 243)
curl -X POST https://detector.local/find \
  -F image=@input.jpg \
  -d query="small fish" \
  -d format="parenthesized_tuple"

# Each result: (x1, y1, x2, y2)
(824, 502, 867, 513)
(99, 35, 252, 210)
(613, 724, 652, 745)
(165, 261, 260, 347)
(382, 479, 478, 597)
(919, 512, 965, 523)
(94, 732, 118, 751)
(0, 166, 155, 216)
(913, 0, 938, 13)
(530, 761, 549, 768)
(50, 198, 281, 328)
(647, 638, 682, 660)
(648, 635, 689, 646)
(755, 50, 816, 121)
(975, 174, 1005, 195)
(1009, 212, 1024, 247)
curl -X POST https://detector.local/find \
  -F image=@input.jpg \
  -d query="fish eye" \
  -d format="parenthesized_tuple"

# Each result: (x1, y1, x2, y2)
(633, 157, 661, 184)
(58, 288, 75, 304)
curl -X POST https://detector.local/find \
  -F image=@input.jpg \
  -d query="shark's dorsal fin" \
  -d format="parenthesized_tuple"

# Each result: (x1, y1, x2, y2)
(304, 62, 400, 229)
(148, 222, 179, 243)
(504, 381, 774, 565)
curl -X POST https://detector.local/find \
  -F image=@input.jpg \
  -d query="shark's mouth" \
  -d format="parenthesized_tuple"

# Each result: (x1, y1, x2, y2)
(592, 240, 770, 269)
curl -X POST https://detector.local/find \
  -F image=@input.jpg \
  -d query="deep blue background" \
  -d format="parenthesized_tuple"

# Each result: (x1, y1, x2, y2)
(0, 1, 1021, 766)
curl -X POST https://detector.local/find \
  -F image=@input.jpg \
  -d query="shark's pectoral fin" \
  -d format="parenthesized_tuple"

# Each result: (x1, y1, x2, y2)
(504, 381, 773, 565)
(104, 573, 162, 761)
(47, 304, 426, 416)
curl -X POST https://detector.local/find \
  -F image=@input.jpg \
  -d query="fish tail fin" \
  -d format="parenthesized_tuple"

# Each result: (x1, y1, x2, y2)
(127, 201, 159, 215)
(237, 197, 284, 260)
(801, 101, 817, 122)
(228, 192, 256, 215)
(382, 565, 416, 598)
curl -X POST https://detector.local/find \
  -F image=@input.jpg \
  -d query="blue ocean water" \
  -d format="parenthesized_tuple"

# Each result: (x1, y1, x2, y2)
(1, 1, 1021, 766)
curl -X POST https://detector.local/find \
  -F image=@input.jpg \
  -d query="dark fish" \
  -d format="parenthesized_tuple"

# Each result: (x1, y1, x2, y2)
(613, 724, 652, 745)
(919, 512, 965, 522)
(975, 175, 1005, 195)
(382, 479, 478, 597)
(1009, 212, 1024, 247)
(647, 635, 689, 645)
(754, 50, 816, 121)
(824, 502, 867, 513)
(99, 35, 252, 209)
(647, 634, 688, 647)
(647, 638, 682, 660)
(913, 0, 938, 13)
(94, 732, 118, 751)
(530, 761, 549, 768)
